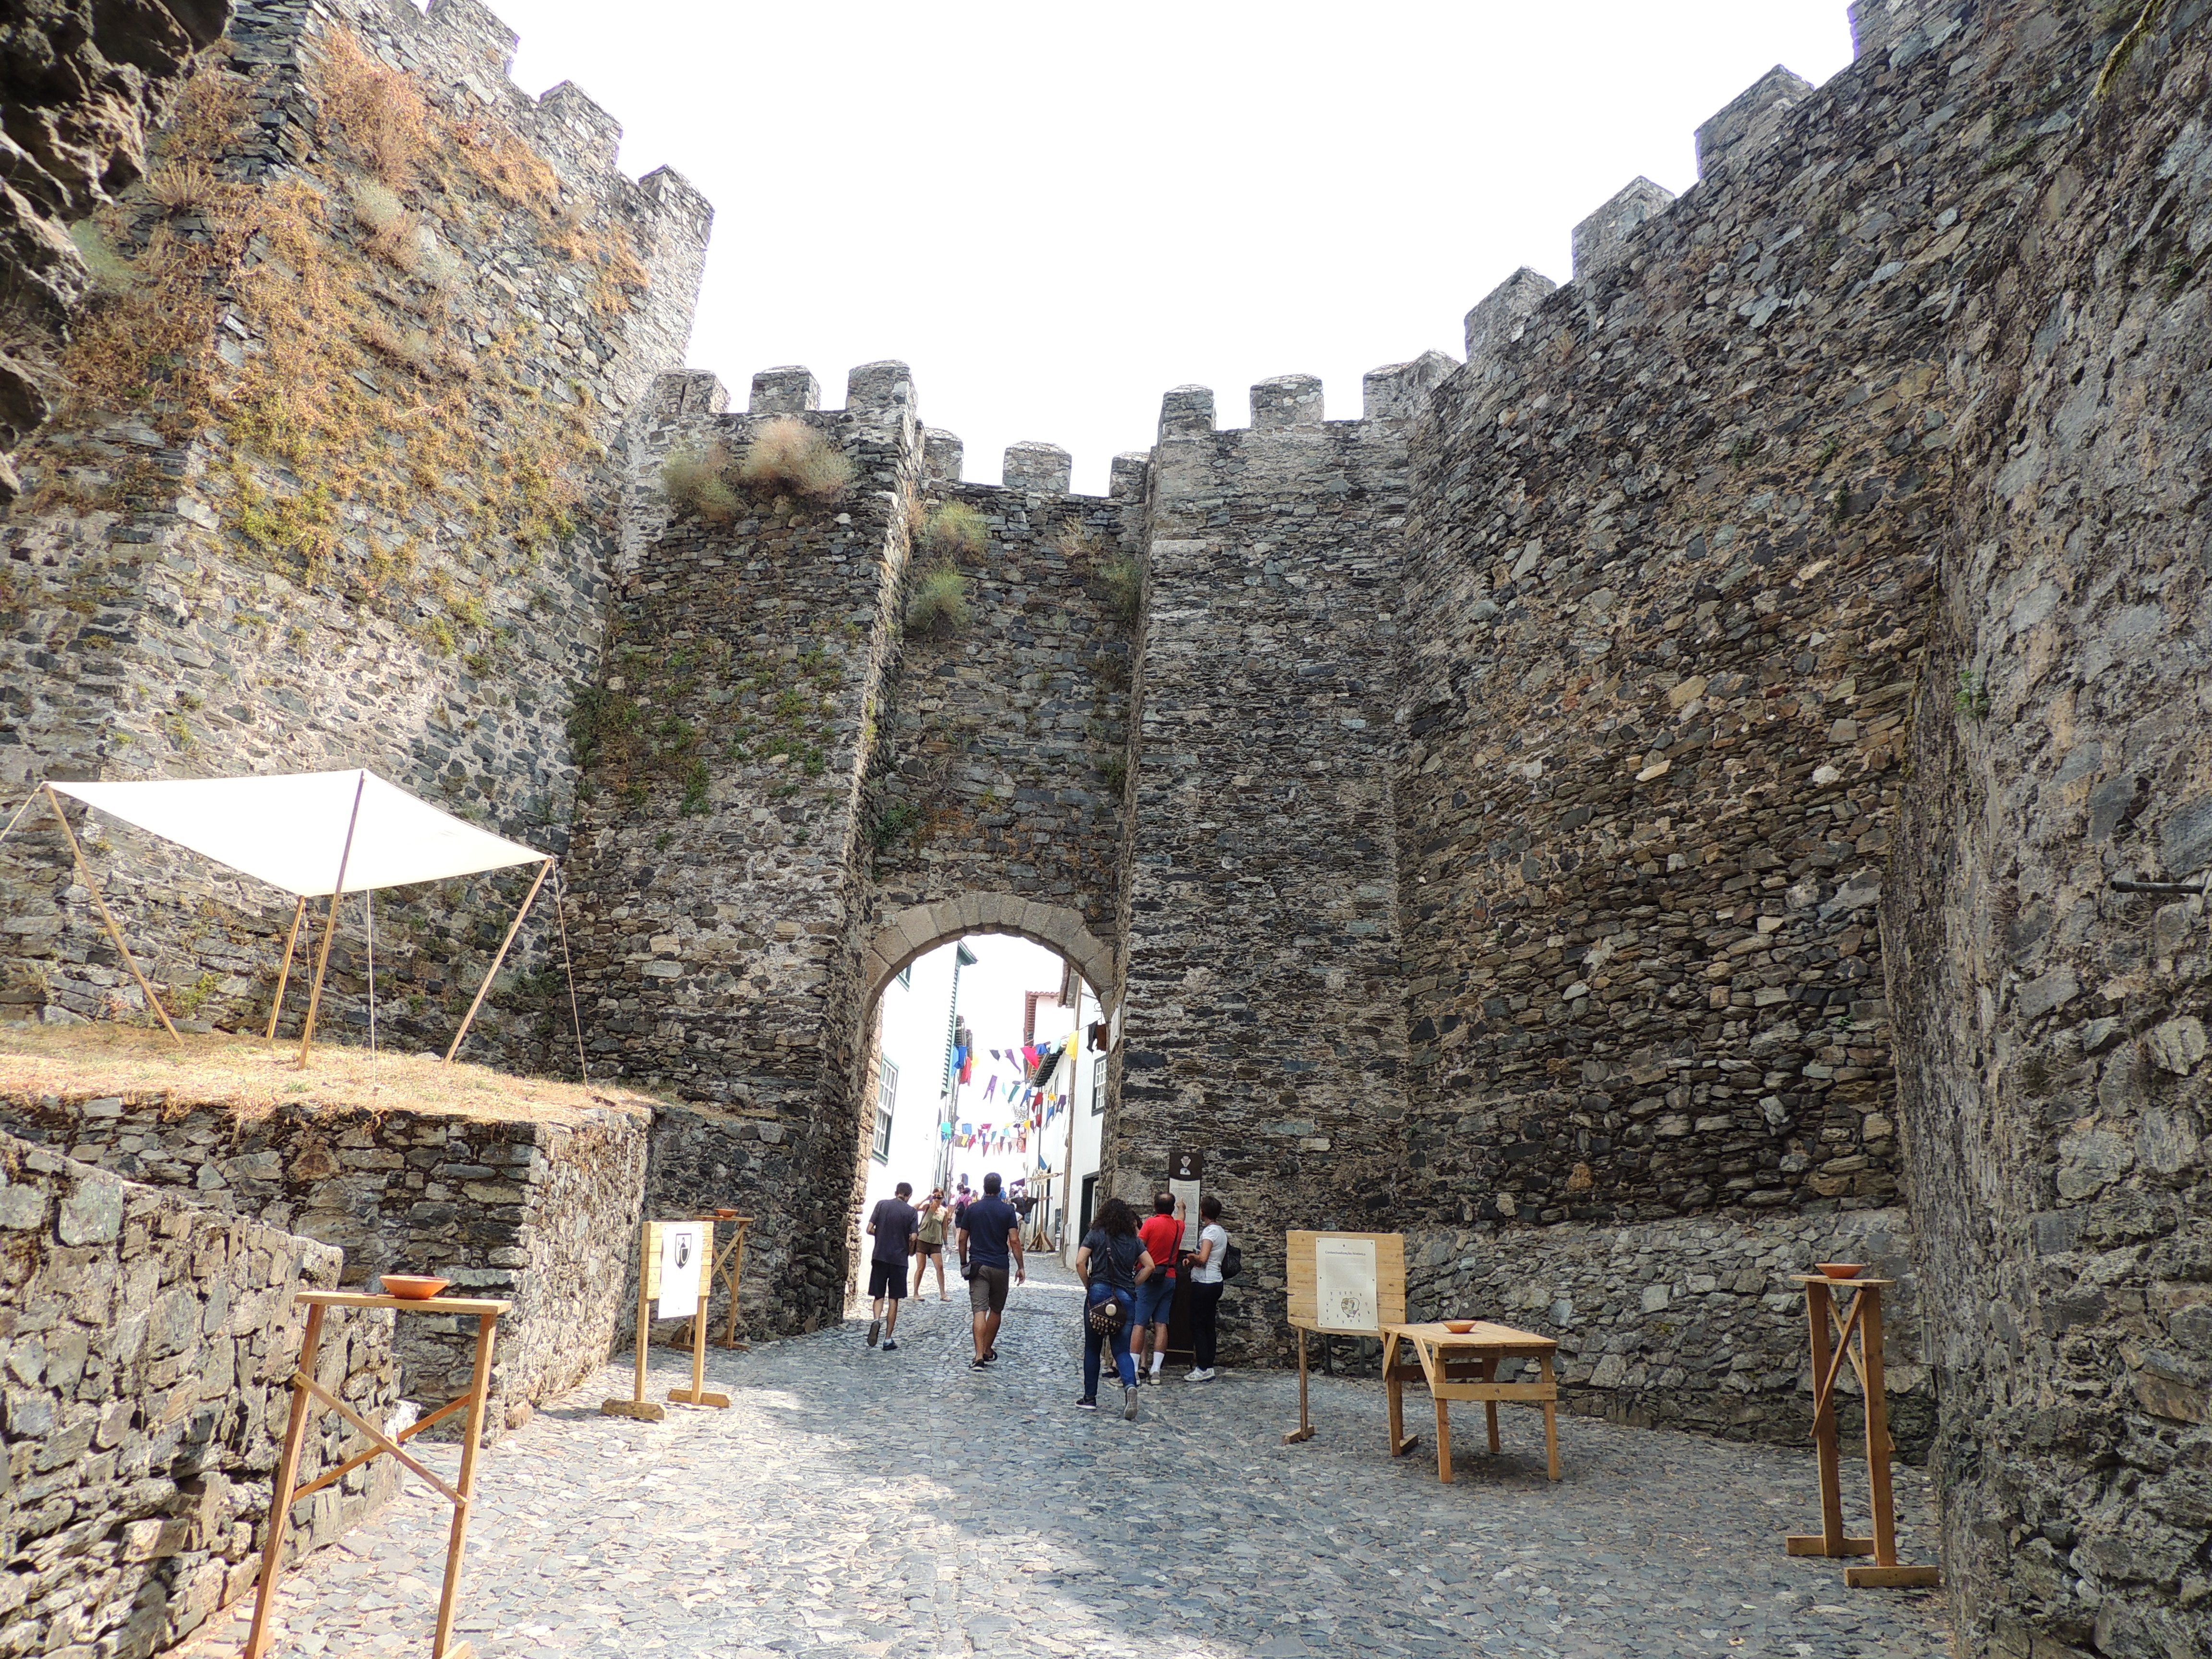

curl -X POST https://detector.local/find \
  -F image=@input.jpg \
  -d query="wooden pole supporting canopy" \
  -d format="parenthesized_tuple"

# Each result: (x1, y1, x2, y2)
(41, 783, 180, 1045)
(265, 896, 308, 1042)
(444, 857, 552, 1063)
(297, 772, 366, 1067)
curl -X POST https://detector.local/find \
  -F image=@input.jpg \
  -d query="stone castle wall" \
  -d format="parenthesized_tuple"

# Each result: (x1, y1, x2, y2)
(0, 1087, 649, 1435)
(1887, 8, 2212, 1657)
(0, 0, 709, 1072)
(1108, 375, 1419, 1360)
(4, 1, 2211, 1652)
(0, 1129, 400, 1658)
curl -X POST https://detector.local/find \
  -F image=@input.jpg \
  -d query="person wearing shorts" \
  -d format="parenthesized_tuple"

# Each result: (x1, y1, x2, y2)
(911, 1190, 950, 1300)
(864, 1182, 918, 1351)
(1134, 1192, 1183, 1383)
(956, 1171, 1024, 1369)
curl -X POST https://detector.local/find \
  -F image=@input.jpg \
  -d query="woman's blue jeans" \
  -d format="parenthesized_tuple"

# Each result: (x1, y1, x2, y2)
(1082, 1283, 1136, 1397)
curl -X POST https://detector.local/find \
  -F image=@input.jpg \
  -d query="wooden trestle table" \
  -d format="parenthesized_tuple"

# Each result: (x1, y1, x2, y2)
(1380, 1320, 1562, 1484)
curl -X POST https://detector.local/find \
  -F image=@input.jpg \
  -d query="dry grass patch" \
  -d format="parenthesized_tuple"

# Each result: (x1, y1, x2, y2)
(661, 443, 739, 525)
(0, 1021, 664, 1126)
(922, 500, 986, 559)
(905, 564, 969, 635)
(736, 416, 854, 502)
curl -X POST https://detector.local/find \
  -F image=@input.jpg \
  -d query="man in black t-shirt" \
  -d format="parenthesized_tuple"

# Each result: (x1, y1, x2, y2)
(956, 1171, 1025, 1370)
(864, 1182, 919, 1351)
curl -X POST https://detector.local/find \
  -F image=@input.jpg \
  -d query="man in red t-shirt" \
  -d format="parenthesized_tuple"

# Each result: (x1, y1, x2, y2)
(1134, 1193, 1184, 1383)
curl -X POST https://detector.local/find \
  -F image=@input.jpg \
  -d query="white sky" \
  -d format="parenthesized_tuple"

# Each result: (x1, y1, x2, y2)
(496, 1, 1856, 495)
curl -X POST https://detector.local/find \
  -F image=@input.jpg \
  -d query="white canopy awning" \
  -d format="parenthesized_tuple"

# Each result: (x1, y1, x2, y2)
(50, 770, 548, 897)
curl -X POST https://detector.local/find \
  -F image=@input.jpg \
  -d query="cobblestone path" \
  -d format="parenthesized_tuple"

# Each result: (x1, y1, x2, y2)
(195, 1258, 1951, 1658)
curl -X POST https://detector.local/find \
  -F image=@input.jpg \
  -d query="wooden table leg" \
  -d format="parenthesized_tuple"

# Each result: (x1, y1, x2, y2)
(1808, 1281, 1845, 1553)
(1434, 1386, 1453, 1484)
(1540, 1353, 1560, 1482)
(1862, 1289, 1897, 1566)
(243, 1301, 325, 1659)
(431, 1312, 497, 1659)
(1482, 1354, 1502, 1455)
(1283, 1326, 1315, 1444)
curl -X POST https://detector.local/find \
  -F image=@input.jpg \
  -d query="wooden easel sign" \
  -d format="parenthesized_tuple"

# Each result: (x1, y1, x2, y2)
(1282, 1230, 1407, 1445)
(602, 1219, 732, 1422)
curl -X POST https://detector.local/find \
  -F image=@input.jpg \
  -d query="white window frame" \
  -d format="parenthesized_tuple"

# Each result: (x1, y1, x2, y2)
(873, 1060, 898, 1162)
(1090, 1058, 1106, 1117)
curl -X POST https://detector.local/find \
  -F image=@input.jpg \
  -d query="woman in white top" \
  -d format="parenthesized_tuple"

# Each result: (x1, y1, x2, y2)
(1186, 1194, 1229, 1381)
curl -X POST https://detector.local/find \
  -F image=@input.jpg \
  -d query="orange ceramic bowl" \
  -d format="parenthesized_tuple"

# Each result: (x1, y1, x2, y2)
(1443, 1319, 1478, 1334)
(1815, 1262, 1863, 1280)
(382, 1275, 450, 1300)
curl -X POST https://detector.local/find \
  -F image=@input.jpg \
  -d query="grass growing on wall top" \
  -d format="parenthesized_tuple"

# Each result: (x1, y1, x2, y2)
(0, 1022, 664, 1124)
(17, 29, 652, 645)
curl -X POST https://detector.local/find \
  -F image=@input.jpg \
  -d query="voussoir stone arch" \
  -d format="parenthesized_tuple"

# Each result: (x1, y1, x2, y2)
(865, 895, 1114, 1002)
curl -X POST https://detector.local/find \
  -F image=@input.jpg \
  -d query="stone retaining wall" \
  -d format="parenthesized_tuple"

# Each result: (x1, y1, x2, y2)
(0, 1091, 647, 1435)
(0, 1130, 399, 1659)
(1407, 1206, 1930, 1455)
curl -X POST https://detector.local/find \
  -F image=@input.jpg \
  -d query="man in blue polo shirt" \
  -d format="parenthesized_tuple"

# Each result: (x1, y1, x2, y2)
(956, 1171, 1024, 1370)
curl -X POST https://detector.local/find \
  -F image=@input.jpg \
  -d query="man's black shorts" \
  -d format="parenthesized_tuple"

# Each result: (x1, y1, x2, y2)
(868, 1258, 908, 1299)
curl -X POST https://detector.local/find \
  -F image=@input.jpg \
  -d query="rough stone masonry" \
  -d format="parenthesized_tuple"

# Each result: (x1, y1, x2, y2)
(1, 2, 2209, 1657)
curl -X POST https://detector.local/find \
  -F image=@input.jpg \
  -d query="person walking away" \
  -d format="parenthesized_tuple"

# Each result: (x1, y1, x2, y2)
(911, 1189, 950, 1301)
(1076, 1197, 1154, 1419)
(956, 1171, 1024, 1370)
(1134, 1192, 1183, 1384)
(1186, 1194, 1228, 1381)
(864, 1181, 918, 1351)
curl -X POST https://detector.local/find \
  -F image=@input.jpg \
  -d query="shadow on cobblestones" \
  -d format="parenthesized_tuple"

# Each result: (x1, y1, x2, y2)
(188, 1256, 1950, 1658)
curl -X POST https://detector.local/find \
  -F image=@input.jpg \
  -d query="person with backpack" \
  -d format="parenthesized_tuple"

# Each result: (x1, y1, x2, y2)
(1074, 1197, 1154, 1419)
(1185, 1193, 1233, 1381)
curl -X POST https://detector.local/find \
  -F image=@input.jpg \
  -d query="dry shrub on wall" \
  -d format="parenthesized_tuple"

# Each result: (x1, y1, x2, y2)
(313, 29, 432, 187)
(906, 565, 969, 636)
(922, 500, 986, 559)
(736, 417, 855, 502)
(661, 444, 739, 526)
(18, 31, 656, 618)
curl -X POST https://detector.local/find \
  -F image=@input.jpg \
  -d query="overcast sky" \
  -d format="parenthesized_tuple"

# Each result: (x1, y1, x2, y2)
(495, 1, 1856, 495)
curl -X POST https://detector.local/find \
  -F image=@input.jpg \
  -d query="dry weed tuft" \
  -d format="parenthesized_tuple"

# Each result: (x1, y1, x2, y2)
(906, 565, 970, 635)
(662, 444, 739, 525)
(737, 417, 854, 502)
(923, 500, 987, 560)
(146, 162, 218, 216)
(314, 29, 433, 186)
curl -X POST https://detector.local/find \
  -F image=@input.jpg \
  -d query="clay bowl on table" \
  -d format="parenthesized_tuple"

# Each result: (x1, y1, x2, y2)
(1443, 1319, 1478, 1334)
(1815, 1262, 1864, 1280)
(715, 1208, 739, 1219)
(381, 1275, 450, 1301)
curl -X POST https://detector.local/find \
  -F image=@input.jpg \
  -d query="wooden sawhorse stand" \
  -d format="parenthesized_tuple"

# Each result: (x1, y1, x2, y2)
(603, 1217, 737, 1422)
(1785, 1273, 1940, 1589)
(711, 1214, 752, 1350)
(246, 1289, 509, 1659)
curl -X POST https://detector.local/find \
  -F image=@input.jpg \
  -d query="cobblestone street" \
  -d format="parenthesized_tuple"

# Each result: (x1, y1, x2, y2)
(195, 1258, 1952, 1659)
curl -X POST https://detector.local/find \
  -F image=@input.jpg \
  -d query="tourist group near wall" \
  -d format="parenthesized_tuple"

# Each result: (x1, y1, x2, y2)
(1, 1, 2209, 1657)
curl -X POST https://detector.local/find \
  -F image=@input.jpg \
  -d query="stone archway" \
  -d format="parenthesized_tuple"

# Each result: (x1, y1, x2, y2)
(862, 895, 1116, 1008)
